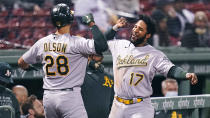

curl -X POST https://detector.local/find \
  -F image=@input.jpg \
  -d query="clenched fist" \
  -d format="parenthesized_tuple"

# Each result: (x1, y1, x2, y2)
(186, 73, 198, 85)
(114, 17, 127, 29)
(81, 13, 95, 27)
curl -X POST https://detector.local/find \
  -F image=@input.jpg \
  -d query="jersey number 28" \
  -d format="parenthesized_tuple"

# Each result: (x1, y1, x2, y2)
(45, 55, 69, 76)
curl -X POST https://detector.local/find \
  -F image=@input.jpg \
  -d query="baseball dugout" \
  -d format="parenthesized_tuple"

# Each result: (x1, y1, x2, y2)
(151, 94, 210, 118)
(0, 105, 15, 118)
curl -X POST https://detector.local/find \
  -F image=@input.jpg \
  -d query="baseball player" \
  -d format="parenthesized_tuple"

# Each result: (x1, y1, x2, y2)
(104, 15, 198, 118)
(18, 3, 107, 118)
(81, 54, 114, 118)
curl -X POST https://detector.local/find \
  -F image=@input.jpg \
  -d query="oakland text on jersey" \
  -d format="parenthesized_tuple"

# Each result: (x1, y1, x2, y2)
(116, 54, 149, 68)
(44, 42, 67, 53)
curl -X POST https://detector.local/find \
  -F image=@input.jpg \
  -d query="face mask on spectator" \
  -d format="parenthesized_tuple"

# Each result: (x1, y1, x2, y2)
(165, 91, 178, 97)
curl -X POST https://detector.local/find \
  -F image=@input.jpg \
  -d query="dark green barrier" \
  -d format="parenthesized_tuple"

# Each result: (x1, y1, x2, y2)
(151, 94, 210, 118)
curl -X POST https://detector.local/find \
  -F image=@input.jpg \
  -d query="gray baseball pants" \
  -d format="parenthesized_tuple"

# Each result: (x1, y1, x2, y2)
(109, 97, 154, 118)
(43, 87, 88, 118)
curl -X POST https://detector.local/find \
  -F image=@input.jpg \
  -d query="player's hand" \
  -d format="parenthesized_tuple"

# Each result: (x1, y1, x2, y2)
(81, 13, 95, 27)
(186, 73, 198, 85)
(114, 17, 127, 29)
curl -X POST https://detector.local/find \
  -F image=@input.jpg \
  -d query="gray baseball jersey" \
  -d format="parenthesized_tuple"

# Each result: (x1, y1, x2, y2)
(107, 39, 174, 99)
(22, 33, 96, 89)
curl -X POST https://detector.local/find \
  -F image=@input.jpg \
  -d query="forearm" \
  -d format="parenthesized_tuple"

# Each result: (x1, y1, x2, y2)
(18, 57, 38, 71)
(167, 66, 187, 79)
(91, 25, 108, 54)
(18, 57, 29, 69)
(104, 27, 117, 41)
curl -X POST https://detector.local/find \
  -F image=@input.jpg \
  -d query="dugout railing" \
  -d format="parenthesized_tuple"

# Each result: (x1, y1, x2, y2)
(151, 94, 210, 118)
(0, 105, 15, 118)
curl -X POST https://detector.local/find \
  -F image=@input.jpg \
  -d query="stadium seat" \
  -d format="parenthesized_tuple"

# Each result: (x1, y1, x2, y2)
(0, 18, 8, 29)
(12, 8, 24, 17)
(33, 28, 47, 40)
(19, 28, 32, 39)
(185, 3, 207, 12)
(32, 18, 46, 28)
(7, 30, 18, 40)
(23, 38, 34, 46)
(8, 17, 20, 29)
(0, 10, 8, 17)
(20, 17, 33, 28)
(33, 8, 50, 17)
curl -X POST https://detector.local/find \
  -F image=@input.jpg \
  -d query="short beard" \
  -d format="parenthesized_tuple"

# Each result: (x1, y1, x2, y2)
(130, 34, 146, 46)
(35, 115, 45, 118)
(34, 113, 45, 118)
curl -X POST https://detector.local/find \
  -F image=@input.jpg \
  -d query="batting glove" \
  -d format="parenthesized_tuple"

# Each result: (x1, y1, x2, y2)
(81, 13, 95, 26)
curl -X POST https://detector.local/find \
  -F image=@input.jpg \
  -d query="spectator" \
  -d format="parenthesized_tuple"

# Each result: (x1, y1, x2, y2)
(173, 0, 194, 31)
(161, 78, 178, 97)
(81, 54, 114, 118)
(12, 85, 28, 115)
(0, 62, 20, 118)
(155, 0, 183, 46)
(181, 11, 210, 48)
(155, 78, 187, 118)
(22, 95, 45, 118)
(151, 10, 170, 46)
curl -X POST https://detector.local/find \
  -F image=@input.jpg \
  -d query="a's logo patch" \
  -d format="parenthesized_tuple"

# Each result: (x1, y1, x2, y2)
(56, 21, 61, 27)
(5, 70, 11, 77)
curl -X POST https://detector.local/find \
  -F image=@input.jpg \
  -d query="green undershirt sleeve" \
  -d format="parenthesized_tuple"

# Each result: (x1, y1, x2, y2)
(91, 25, 108, 55)
(167, 66, 187, 79)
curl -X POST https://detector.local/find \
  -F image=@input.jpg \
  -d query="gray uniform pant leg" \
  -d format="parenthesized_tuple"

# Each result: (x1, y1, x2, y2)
(43, 87, 88, 118)
(109, 98, 154, 118)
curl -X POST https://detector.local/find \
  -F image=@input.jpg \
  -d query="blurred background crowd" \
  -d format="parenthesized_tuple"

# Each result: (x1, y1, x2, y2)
(0, 0, 209, 49)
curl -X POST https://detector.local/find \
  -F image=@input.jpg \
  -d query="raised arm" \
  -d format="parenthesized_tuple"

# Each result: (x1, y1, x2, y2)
(104, 17, 127, 41)
(82, 13, 108, 54)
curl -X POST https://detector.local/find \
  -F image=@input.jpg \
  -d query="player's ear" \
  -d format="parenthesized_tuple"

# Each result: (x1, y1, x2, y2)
(146, 33, 151, 39)
(28, 109, 35, 115)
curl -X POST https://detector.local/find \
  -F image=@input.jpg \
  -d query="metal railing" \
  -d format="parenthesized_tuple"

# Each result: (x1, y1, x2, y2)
(0, 105, 15, 118)
(151, 94, 210, 118)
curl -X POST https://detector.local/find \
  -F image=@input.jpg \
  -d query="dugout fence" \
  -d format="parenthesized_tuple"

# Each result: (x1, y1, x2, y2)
(0, 105, 15, 118)
(151, 94, 210, 118)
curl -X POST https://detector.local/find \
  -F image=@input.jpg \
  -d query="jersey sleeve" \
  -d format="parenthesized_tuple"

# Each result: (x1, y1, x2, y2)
(74, 37, 96, 55)
(22, 40, 40, 64)
(154, 52, 175, 77)
(107, 39, 118, 54)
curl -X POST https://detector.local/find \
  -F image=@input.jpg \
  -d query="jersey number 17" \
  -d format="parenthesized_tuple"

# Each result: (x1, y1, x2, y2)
(129, 73, 144, 86)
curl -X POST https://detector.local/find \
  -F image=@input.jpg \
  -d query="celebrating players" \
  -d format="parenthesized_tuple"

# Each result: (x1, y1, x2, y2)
(104, 15, 198, 118)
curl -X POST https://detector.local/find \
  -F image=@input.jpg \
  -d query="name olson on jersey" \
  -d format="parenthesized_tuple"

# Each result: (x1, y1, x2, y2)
(44, 43, 67, 53)
(117, 55, 149, 68)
